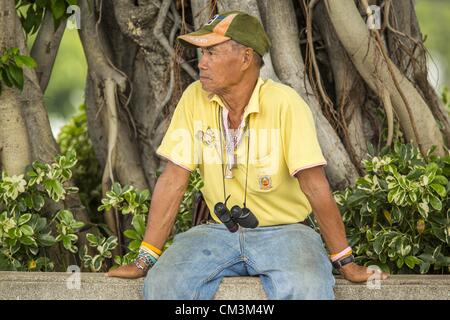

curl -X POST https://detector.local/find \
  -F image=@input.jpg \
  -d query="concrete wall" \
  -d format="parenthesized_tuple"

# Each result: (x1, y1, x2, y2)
(0, 272, 448, 300)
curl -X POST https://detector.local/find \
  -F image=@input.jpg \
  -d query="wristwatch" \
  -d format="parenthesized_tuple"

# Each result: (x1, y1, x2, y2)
(332, 254, 354, 269)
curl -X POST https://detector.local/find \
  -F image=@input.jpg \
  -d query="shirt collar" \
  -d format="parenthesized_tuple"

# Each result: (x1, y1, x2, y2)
(207, 77, 264, 120)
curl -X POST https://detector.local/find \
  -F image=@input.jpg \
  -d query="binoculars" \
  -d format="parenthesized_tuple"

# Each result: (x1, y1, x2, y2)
(214, 202, 259, 233)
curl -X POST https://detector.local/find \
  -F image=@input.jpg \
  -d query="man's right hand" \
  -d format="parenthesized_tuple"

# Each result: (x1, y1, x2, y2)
(106, 263, 147, 279)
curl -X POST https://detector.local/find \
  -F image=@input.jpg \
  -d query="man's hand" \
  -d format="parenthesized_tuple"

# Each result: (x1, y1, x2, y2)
(339, 262, 389, 283)
(106, 263, 147, 279)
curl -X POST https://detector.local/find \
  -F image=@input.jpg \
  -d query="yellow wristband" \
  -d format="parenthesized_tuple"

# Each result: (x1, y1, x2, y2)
(141, 241, 162, 255)
(140, 246, 160, 260)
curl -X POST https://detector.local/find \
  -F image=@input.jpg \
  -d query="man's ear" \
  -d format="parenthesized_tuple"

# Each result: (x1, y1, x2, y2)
(241, 48, 254, 70)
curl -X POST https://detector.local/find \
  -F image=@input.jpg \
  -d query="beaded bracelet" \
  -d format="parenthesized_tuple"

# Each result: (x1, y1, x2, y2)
(134, 246, 159, 272)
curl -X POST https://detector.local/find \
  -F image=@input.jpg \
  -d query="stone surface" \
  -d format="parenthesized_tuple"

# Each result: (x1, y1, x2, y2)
(0, 272, 448, 300)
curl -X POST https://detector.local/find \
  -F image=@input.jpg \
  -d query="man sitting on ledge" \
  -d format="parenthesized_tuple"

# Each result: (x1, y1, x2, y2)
(106, 11, 389, 300)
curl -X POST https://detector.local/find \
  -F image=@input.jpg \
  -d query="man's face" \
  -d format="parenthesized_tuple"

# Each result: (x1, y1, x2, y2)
(197, 41, 244, 94)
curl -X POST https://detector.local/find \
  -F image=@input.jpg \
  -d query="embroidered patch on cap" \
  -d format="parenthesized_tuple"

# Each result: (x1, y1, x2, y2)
(205, 14, 225, 26)
(259, 176, 272, 190)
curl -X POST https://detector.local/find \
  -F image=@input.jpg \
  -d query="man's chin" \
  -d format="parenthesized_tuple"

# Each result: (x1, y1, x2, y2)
(200, 82, 212, 92)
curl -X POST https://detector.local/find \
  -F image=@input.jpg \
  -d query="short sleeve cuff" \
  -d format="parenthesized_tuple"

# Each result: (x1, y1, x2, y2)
(290, 161, 327, 177)
(156, 149, 196, 172)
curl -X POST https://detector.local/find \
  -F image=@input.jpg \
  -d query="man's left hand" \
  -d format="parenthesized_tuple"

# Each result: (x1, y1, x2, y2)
(339, 262, 389, 283)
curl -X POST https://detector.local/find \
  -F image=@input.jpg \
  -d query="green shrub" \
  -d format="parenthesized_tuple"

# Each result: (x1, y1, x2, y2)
(334, 143, 449, 274)
(57, 104, 102, 222)
(0, 151, 85, 271)
(97, 170, 203, 269)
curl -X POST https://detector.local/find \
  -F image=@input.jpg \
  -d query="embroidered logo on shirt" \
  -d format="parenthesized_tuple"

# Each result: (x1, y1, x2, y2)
(196, 127, 216, 146)
(259, 176, 272, 190)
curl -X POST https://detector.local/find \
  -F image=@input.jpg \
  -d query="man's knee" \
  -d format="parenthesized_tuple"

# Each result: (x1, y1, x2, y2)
(275, 274, 335, 300)
(143, 266, 195, 300)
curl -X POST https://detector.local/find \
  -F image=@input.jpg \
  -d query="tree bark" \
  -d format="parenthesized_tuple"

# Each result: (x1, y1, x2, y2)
(30, 11, 67, 93)
(0, 2, 31, 175)
(258, 0, 360, 188)
(324, 0, 446, 156)
(386, 0, 450, 146)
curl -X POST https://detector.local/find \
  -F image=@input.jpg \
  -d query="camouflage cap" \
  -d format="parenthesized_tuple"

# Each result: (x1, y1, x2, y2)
(177, 11, 271, 56)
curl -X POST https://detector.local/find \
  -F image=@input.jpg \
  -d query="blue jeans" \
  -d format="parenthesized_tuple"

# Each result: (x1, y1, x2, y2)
(143, 223, 335, 300)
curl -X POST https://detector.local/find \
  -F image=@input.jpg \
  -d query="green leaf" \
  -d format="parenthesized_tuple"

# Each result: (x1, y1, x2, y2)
(38, 233, 56, 246)
(1, 67, 13, 87)
(86, 233, 98, 246)
(62, 236, 72, 250)
(387, 189, 397, 203)
(34, 217, 47, 233)
(114, 256, 122, 266)
(104, 236, 118, 251)
(405, 256, 422, 269)
(128, 240, 141, 251)
(18, 213, 32, 226)
(433, 175, 448, 186)
(32, 194, 45, 211)
(112, 182, 122, 195)
(139, 190, 150, 202)
(132, 215, 145, 236)
(67, 233, 78, 242)
(43, 179, 65, 201)
(123, 229, 139, 240)
(417, 202, 429, 219)
(430, 183, 447, 197)
(92, 255, 103, 271)
(29, 247, 39, 256)
(71, 221, 85, 230)
(419, 261, 431, 274)
(373, 235, 386, 255)
(14, 55, 37, 69)
(429, 194, 442, 211)
(51, 0, 67, 20)
(396, 257, 404, 269)
(20, 225, 34, 236)
(57, 210, 73, 224)
(20, 235, 37, 247)
(23, 194, 33, 209)
(7, 65, 24, 90)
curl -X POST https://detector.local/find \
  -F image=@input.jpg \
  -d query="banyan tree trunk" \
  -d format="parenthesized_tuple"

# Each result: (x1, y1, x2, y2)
(0, 0, 96, 270)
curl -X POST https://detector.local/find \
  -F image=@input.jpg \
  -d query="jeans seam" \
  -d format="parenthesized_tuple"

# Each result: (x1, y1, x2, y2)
(191, 257, 243, 300)
(245, 257, 278, 300)
(240, 228, 245, 256)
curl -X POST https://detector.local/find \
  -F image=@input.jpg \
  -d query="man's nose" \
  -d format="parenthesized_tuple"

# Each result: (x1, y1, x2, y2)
(198, 53, 207, 70)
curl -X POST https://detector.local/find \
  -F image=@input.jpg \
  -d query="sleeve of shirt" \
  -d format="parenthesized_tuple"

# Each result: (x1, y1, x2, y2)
(156, 90, 197, 172)
(281, 92, 327, 177)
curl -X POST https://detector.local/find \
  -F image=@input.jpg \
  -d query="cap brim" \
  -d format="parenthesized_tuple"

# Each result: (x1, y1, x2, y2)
(178, 32, 230, 48)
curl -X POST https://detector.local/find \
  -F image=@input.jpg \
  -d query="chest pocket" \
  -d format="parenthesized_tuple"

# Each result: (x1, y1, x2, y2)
(246, 153, 281, 193)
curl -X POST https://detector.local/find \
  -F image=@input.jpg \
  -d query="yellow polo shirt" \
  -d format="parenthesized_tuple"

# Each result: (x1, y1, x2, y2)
(156, 78, 327, 226)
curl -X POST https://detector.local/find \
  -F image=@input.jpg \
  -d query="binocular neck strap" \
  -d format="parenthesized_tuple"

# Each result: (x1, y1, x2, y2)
(217, 106, 251, 208)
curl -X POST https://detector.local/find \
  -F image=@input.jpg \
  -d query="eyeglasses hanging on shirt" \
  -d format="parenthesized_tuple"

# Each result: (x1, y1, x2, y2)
(221, 107, 247, 179)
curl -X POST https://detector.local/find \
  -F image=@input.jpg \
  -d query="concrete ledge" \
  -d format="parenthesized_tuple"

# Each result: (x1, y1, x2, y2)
(0, 272, 448, 300)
